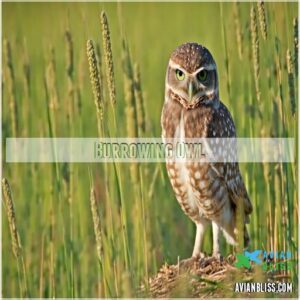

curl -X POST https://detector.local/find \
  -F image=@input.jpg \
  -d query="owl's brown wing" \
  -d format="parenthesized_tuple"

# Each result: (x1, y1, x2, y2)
(208, 102, 253, 217)
(208, 162, 252, 218)
(224, 163, 253, 216)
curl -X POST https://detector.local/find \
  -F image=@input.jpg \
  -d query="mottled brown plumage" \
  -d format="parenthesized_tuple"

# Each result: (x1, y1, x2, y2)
(171, 43, 214, 74)
(161, 42, 252, 258)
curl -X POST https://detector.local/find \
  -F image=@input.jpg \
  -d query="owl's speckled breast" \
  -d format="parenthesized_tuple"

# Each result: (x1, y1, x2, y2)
(161, 98, 233, 222)
(161, 98, 214, 221)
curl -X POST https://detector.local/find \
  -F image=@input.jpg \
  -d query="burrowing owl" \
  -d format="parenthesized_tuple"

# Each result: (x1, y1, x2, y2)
(161, 43, 252, 258)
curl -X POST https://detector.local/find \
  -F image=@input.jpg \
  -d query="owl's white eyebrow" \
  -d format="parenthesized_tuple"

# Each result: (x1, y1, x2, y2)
(169, 59, 216, 74)
(192, 64, 216, 74)
(168, 60, 185, 71)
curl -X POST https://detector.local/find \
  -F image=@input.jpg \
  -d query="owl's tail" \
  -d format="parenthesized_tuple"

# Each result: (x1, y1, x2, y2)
(220, 203, 251, 248)
(222, 224, 250, 248)
(244, 225, 250, 248)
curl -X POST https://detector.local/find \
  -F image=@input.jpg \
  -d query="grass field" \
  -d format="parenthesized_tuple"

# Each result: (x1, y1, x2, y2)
(2, 2, 298, 298)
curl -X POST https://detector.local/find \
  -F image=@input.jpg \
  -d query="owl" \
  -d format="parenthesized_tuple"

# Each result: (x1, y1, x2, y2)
(161, 43, 252, 259)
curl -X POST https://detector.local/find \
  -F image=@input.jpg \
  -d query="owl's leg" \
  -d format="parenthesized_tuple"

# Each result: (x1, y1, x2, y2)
(212, 221, 221, 258)
(179, 219, 208, 269)
(192, 218, 208, 257)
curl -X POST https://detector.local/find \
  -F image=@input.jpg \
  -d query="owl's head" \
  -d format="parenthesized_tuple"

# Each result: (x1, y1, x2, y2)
(165, 42, 219, 109)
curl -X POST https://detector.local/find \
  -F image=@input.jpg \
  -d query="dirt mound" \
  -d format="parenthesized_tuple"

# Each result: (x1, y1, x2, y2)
(139, 255, 292, 298)
(140, 255, 240, 298)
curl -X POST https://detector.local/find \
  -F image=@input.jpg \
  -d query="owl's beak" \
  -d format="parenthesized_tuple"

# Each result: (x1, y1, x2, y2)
(188, 81, 194, 102)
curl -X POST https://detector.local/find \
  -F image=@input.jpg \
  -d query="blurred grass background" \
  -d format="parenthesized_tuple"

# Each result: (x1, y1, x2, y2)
(2, 2, 298, 297)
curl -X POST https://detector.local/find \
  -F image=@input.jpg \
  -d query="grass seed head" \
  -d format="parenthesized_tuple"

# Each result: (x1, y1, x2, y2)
(86, 39, 103, 120)
(122, 39, 139, 183)
(100, 11, 116, 106)
(90, 187, 103, 262)
(257, 1, 268, 40)
(2, 178, 22, 258)
(250, 5, 261, 101)
(3, 39, 18, 136)
(65, 29, 74, 78)
(22, 39, 31, 99)
(287, 49, 294, 74)
(3, 39, 13, 68)
(287, 49, 296, 116)
(45, 47, 59, 110)
(233, 2, 243, 60)
(293, 17, 298, 76)
(122, 39, 138, 138)
(133, 63, 146, 134)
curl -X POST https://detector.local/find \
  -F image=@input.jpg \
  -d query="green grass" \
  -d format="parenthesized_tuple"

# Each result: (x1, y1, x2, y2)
(2, 2, 298, 298)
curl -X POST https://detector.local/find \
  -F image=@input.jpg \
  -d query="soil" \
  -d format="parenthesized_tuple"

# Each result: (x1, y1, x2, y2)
(139, 255, 294, 298)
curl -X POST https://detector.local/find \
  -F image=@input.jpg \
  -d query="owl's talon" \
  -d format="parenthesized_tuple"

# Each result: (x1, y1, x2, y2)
(212, 252, 223, 261)
(192, 252, 205, 260)
(179, 256, 199, 270)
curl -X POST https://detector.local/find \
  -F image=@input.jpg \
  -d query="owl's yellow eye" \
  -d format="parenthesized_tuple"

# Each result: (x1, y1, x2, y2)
(197, 69, 208, 82)
(176, 69, 185, 81)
